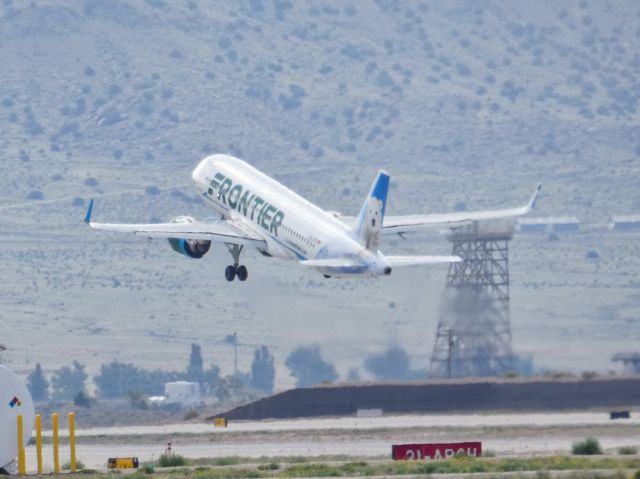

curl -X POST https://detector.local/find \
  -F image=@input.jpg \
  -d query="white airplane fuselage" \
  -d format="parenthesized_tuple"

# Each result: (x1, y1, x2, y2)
(87, 154, 539, 281)
(192, 154, 391, 277)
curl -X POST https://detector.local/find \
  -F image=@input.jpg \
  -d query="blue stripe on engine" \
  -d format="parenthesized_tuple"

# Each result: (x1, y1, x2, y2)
(179, 238, 188, 255)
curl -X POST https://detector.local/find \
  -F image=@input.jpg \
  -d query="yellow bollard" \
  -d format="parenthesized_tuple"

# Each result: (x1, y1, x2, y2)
(17, 415, 26, 475)
(68, 412, 77, 472)
(52, 413, 60, 473)
(35, 415, 43, 474)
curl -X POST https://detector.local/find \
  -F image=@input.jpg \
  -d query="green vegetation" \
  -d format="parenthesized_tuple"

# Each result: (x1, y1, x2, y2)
(55, 455, 640, 478)
(183, 409, 199, 420)
(284, 344, 337, 387)
(572, 437, 603, 455)
(157, 453, 187, 467)
(139, 463, 155, 474)
(250, 345, 276, 395)
(51, 361, 88, 401)
(127, 390, 149, 410)
(619, 446, 638, 455)
(26, 363, 49, 401)
(210, 457, 242, 466)
(187, 455, 374, 467)
(62, 460, 85, 470)
(234, 455, 638, 476)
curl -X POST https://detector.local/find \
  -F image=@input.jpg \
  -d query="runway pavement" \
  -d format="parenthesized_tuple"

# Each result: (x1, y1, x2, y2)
(22, 412, 640, 471)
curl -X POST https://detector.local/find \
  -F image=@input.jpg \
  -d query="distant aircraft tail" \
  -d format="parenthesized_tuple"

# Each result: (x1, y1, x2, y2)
(351, 170, 389, 251)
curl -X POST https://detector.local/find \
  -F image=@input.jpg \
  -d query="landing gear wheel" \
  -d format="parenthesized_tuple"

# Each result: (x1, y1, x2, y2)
(224, 243, 246, 283)
(236, 265, 248, 281)
(225, 265, 236, 282)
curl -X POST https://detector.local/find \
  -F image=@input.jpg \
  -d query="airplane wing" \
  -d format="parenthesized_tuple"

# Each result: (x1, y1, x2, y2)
(385, 255, 462, 266)
(84, 200, 266, 247)
(338, 183, 541, 235)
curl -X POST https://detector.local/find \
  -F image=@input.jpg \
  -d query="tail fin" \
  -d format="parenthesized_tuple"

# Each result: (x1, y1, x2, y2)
(351, 170, 389, 251)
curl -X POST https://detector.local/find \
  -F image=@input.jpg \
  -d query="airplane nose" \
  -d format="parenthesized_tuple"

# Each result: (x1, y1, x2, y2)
(192, 158, 207, 182)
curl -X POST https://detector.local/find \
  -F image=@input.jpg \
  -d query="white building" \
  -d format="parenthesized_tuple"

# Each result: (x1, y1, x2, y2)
(164, 381, 201, 408)
(608, 215, 640, 231)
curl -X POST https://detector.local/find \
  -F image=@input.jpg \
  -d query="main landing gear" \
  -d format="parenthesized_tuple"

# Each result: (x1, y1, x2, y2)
(225, 244, 248, 282)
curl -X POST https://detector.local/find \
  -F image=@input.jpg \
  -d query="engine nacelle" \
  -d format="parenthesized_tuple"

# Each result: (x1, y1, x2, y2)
(167, 216, 211, 259)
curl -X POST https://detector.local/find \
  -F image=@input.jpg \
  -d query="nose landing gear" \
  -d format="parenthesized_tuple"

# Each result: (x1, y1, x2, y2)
(225, 244, 248, 282)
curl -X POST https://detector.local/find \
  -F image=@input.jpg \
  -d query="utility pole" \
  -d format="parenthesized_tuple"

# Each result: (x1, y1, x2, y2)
(224, 333, 239, 376)
(447, 329, 454, 379)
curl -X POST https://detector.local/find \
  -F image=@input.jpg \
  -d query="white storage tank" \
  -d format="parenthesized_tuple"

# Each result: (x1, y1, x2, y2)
(164, 381, 201, 407)
(0, 365, 35, 472)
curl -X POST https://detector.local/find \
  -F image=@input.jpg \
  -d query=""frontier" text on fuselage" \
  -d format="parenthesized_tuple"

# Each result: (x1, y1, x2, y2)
(208, 172, 285, 236)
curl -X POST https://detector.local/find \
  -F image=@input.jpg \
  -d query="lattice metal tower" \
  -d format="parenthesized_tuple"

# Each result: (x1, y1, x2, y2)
(430, 222, 514, 377)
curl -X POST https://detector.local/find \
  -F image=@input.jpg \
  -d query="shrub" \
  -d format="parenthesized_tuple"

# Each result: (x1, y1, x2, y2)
(619, 446, 637, 455)
(139, 463, 155, 474)
(572, 437, 602, 455)
(212, 457, 241, 466)
(27, 190, 44, 200)
(127, 390, 149, 410)
(158, 454, 187, 467)
(73, 391, 92, 408)
(62, 460, 84, 470)
(183, 409, 199, 420)
(586, 250, 599, 260)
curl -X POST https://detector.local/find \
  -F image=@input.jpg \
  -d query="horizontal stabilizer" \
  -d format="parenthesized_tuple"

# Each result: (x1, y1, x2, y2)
(385, 255, 461, 266)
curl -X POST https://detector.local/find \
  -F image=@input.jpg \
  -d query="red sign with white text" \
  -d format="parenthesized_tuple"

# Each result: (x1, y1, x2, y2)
(392, 442, 482, 461)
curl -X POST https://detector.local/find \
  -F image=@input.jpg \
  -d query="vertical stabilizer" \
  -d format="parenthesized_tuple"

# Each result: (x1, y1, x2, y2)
(351, 171, 389, 251)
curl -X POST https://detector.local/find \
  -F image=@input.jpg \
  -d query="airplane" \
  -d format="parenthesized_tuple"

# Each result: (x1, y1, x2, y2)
(85, 154, 541, 282)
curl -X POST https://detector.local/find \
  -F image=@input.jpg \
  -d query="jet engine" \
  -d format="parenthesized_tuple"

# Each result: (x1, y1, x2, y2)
(167, 216, 211, 259)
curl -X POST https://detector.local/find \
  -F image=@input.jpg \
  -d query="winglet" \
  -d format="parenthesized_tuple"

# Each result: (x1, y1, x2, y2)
(84, 198, 94, 224)
(528, 183, 542, 211)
